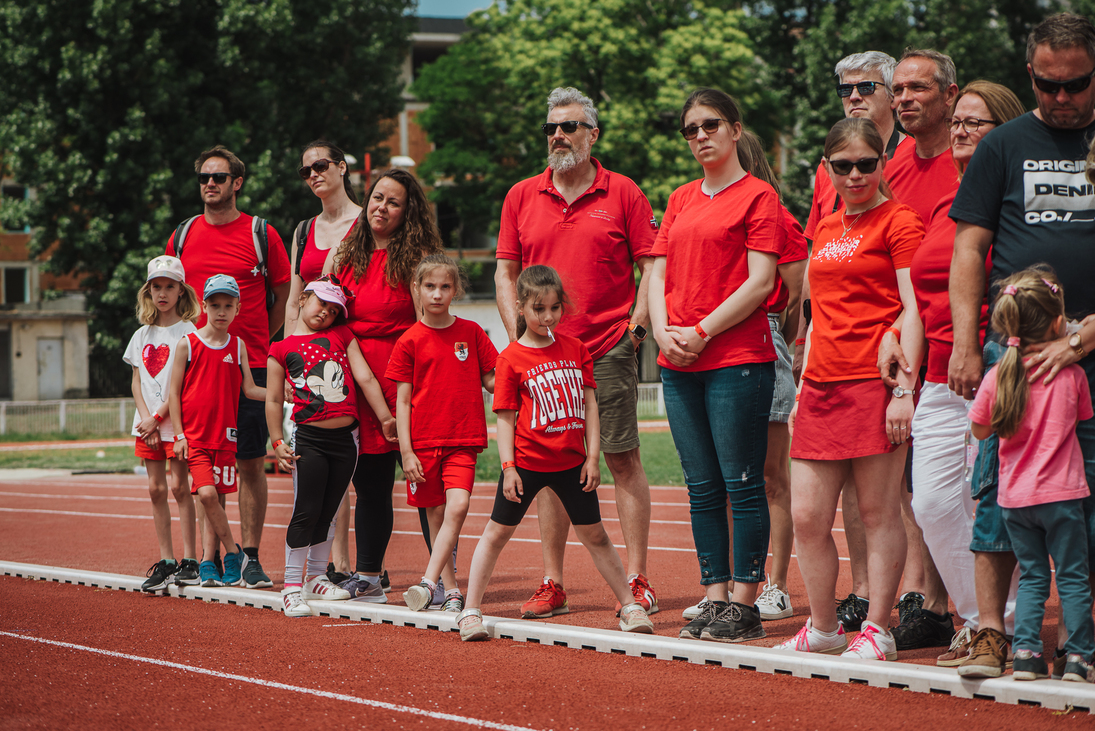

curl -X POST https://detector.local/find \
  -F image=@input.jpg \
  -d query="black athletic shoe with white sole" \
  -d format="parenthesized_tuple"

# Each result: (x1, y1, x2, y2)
(141, 560, 178, 592)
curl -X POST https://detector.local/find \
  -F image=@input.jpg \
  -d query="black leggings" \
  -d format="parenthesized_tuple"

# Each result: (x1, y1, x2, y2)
(353, 451, 398, 573)
(286, 423, 357, 549)
(489, 464, 601, 527)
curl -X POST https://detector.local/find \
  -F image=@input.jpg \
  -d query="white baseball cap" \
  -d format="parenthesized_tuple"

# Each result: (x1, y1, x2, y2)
(147, 255, 186, 283)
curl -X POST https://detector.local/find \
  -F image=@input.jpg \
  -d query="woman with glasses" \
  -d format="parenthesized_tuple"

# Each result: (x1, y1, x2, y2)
(321, 168, 443, 601)
(879, 82, 1025, 663)
(648, 88, 781, 644)
(775, 117, 924, 661)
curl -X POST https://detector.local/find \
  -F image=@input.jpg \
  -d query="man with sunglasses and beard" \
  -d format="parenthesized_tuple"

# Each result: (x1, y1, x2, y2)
(948, 12, 1095, 680)
(166, 145, 291, 591)
(494, 87, 660, 620)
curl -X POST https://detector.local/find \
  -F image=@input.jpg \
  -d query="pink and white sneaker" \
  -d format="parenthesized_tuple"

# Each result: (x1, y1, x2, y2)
(773, 618, 847, 655)
(302, 575, 351, 601)
(842, 620, 897, 661)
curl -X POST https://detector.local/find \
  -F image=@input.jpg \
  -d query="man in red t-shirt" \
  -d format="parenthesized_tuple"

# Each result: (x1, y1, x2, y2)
(166, 145, 291, 589)
(495, 87, 660, 617)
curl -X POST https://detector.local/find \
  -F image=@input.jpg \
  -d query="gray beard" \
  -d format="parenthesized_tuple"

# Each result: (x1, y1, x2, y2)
(548, 147, 584, 174)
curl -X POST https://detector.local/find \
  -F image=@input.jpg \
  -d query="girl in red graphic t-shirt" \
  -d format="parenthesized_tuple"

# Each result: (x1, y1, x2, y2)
(267, 275, 397, 618)
(455, 266, 654, 640)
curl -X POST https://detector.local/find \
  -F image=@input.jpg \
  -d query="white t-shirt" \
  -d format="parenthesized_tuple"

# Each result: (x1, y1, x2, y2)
(123, 320, 197, 440)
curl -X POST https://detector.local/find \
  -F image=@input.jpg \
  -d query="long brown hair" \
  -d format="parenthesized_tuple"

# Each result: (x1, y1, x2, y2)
(300, 139, 358, 204)
(737, 130, 780, 198)
(988, 266, 1066, 439)
(515, 265, 568, 339)
(334, 169, 442, 286)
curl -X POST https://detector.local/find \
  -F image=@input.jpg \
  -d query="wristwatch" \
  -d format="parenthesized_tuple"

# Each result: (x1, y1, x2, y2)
(1070, 332, 1087, 359)
(628, 323, 648, 342)
(892, 386, 914, 398)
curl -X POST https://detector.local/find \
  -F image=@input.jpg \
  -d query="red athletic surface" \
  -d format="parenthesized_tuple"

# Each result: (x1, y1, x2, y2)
(0, 472, 1078, 729)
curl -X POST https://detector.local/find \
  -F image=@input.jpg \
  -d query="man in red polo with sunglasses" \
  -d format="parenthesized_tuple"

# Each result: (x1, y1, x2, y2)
(495, 86, 659, 620)
(949, 12, 1095, 679)
(166, 145, 291, 591)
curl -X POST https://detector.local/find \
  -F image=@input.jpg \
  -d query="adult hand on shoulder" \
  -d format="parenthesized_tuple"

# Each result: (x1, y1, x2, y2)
(947, 347, 983, 400)
(654, 326, 699, 368)
(877, 331, 911, 388)
(1024, 335, 1080, 386)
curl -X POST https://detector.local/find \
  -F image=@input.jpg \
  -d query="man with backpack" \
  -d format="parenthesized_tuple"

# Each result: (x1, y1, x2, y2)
(166, 144, 291, 590)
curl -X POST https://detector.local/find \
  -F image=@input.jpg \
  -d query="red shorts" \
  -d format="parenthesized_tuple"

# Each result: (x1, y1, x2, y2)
(406, 446, 477, 508)
(791, 378, 903, 460)
(134, 436, 176, 461)
(187, 447, 238, 495)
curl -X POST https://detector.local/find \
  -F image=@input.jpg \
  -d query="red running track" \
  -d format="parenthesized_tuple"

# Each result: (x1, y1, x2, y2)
(0, 472, 1076, 729)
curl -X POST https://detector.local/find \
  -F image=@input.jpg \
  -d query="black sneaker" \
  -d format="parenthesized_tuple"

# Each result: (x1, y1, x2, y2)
(380, 569, 391, 594)
(174, 559, 200, 586)
(326, 562, 352, 586)
(679, 600, 727, 640)
(891, 608, 954, 650)
(241, 552, 273, 589)
(700, 602, 766, 643)
(836, 593, 869, 632)
(895, 591, 925, 625)
(141, 560, 178, 592)
(1012, 649, 1050, 680)
(1063, 653, 1095, 683)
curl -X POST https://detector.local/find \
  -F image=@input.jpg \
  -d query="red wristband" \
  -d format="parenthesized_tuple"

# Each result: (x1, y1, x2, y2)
(795, 338, 806, 346)
(502, 461, 516, 470)
(885, 326, 901, 340)
(694, 323, 712, 342)
(272, 439, 285, 450)
(153, 412, 164, 423)
(795, 393, 800, 402)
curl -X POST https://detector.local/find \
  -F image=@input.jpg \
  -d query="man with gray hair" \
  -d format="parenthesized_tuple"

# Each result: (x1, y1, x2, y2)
(495, 86, 659, 619)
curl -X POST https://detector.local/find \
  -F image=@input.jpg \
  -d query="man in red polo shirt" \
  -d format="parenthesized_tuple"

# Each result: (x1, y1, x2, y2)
(495, 86, 659, 618)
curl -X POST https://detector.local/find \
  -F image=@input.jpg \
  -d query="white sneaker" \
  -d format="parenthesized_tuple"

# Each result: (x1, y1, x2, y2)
(682, 598, 706, 620)
(755, 576, 793, 620)
(404, 581, 433, 612)
(281, 588, 313, 618)
(619, 602, 654, 633)
(302, 575, 351, 601)
(773, 618, 847, 654)
(842, 620, 897, 661)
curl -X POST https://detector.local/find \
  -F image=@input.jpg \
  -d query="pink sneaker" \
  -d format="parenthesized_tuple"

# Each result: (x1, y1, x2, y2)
(842, 620, 897, 661)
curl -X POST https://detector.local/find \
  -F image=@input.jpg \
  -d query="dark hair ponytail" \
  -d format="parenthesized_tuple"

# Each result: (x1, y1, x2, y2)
(301, 140, 358, 204)
(515, 265, 568, 338)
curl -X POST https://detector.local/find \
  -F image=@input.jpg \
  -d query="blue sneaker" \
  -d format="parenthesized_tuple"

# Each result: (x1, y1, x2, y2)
(338, 575, 387, 603)
(199, 560, 223, 587)
(221, 545, 243, 586)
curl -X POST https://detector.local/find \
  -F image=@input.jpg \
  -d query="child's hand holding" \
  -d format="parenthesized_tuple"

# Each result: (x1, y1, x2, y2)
(143, 430, 162, 450)
(381, 416, 398, 443)
(502, 465, 524, 503)
(274, 441, 299, 472)
(137, 414, 159, 439)
(174, 437, 188, 461)
(403, 451, 425, 483)
(580, 455, 601, 492)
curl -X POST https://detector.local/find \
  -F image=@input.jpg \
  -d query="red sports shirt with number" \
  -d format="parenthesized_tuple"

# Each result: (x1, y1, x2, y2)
(493, 334, 596, 472)
(180, 332, 243, 452)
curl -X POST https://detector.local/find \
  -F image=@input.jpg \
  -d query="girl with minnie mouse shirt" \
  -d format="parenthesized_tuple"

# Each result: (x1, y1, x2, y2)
(266, 274, 397, 618)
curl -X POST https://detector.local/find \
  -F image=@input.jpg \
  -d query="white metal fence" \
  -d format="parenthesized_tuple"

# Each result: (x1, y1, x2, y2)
(0, 398, 135, 436)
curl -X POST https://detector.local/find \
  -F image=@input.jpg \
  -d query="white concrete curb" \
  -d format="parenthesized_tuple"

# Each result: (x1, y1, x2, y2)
(3, 560, 1092, 714)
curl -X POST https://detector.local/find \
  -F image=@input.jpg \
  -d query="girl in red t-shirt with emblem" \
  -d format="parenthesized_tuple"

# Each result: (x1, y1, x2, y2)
(267, 274, 398, 617)
(387, 255, 498, 614)
(455, 265, 654, 640)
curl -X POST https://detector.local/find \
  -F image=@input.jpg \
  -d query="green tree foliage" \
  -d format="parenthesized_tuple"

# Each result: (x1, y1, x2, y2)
(412, 0, 775, 240)
(0, 0, 414, 390)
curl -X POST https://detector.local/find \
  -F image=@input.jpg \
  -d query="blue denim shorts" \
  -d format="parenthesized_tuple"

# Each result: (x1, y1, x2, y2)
(768, 314, 795, 423)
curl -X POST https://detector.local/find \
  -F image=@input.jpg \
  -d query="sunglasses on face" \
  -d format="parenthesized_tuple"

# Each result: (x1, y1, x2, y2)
(541, 120, 594, 136)
(949, 117, 997, 134)
(1031, 70, 1095, 95)
(827, 156, 881, 176)
(679, 118, 728, 140)
(836, 81, 882, 98)
(198, 172, 231, 185)
(298, 158, 338, 180)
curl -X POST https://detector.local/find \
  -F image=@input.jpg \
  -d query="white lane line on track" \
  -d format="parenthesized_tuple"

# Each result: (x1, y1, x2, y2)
(0, 631, 539, 731)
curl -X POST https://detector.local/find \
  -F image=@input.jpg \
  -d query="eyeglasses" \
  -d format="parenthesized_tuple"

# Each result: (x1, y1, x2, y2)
(836, 81, 883, 98)
(541, 121, 594, 136)
(1032, 70, 1095, 95)
(679, 118, 729, 140)
(298, 158, 338, 180)
(948, 117, 997, 134)
(827, 156, 881, 176)
(198, 172, 232, 185)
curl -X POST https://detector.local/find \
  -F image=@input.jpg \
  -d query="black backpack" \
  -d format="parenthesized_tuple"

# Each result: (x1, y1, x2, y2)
(173, 215, 275, 310)
(292, 217, 317, 277)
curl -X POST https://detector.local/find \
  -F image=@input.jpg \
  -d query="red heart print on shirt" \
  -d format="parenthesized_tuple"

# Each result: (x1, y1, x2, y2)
(143, 344, 170, 378)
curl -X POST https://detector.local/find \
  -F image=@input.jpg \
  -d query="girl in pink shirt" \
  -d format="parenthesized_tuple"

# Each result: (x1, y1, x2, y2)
(969, 268, 1094, 683)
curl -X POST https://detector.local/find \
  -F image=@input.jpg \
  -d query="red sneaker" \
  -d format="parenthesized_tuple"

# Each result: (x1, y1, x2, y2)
(615, 573, 659, 616)
(521, 577, 569, 618)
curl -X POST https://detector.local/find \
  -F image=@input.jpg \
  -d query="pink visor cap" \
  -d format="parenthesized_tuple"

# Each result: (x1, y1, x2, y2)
(305, 280, 350, 318)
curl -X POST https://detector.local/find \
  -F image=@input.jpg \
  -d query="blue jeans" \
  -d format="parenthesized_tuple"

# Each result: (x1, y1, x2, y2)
(1003, 500, 1095, 658)
(662, 363, 774, 585)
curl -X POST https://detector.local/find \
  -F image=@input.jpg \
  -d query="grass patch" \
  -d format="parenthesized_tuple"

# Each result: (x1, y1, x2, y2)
(0, 446, 136, 472)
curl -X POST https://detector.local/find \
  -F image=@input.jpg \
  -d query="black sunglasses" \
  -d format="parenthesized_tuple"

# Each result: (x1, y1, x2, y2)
(541, 120, 594, 136)
(827, 156, 881, 176)
(198, 172, 232, 185)
(1032, 70, 1095, 96)
(679, 118, 728, 140)
(298, 158, 338, 180)
(836, 81, 882, 98)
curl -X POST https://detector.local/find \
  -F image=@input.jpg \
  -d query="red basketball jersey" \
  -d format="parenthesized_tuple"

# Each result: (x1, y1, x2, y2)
(180, 332, 242, 451)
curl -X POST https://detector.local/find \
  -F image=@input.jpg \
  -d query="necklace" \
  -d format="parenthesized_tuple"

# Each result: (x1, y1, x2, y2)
(701, 178, 735, 199)
(841, 194, 884, 236)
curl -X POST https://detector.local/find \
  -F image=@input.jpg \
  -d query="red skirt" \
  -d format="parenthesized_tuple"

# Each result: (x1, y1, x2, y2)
(790, 377, 898, 460)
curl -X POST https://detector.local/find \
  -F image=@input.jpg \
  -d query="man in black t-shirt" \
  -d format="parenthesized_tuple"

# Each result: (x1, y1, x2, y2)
(948, 12, 1095, 679)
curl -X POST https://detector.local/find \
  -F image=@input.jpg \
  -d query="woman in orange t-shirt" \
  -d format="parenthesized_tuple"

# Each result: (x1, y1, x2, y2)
(775, 118, 923, 662)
